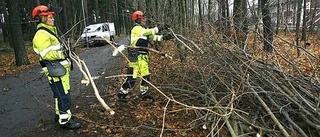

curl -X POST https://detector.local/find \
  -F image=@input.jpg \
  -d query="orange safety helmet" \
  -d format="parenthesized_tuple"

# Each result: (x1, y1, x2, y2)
(131, 11, 144, 22)
(32, 5, 55, 20)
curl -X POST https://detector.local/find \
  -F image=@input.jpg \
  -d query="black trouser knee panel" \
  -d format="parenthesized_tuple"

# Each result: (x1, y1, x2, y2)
(141, 75, 150, 86)
(122, 67, 136, 89)
(50, 80, 71, 112)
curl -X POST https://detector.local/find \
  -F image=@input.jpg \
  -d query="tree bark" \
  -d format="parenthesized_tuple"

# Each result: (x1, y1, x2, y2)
(261, 0, 274, 52)
(234, 0, 248, 49)
(112, 0, 120, 36)
(284, 0, 290, 35)
(208, 0, 213, 23)
(177, 0, 186, 62)
(6, 0, 29, 66)
(309, 0, 318, 32)
(301, 0, 307, 41)
(295, 0, 303, 56)
(60, 0, 68, 34)
(198, 0, 204, 32)
(275, 0, 281, 34)
(95, 0, 101, 23)
(220, 0, 227, 37)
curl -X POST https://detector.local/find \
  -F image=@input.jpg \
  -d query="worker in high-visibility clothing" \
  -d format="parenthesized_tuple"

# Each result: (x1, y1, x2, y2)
(117, 10, 174, 101)
(32, 5, 81, 130)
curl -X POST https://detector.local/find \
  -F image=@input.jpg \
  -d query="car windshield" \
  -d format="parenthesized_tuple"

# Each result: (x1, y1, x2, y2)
(84, 25, 101, 33)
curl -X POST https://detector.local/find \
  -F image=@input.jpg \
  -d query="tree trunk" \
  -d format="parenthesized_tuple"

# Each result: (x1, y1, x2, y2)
(220, 0, 227, 38)
(6, 0, 29, 66)
(198, 0, 204, 31)
(275, 0, 281, 34)
(249, 0, 260, 50)
(177, 0, 186, 62)
(184, 0, 189, 28)
(112, 0, 120, 36)
(301, 0, 307, 41)
(233, 0, 248, 49)
(60, 0, 68, 34)
(95, 0, 101, 23)
(166, 0, 174, 25)
(308, 0, 316, 32)
(83, 0, 88, 25)
(261, 0, 274, 52)
(284, 0, 290, 35)
(309, 0, 318, 32)
(191, 0, 195, 28)
(208, 0, 213, 24)
(295, 0, 303, 56)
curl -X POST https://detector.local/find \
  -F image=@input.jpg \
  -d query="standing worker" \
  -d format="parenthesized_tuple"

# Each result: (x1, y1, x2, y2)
(32, 5, 81, 130)
(117, 10, 174, 101)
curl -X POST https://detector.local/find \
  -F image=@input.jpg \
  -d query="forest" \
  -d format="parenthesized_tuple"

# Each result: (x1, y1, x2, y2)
(0, 0, 320, 136)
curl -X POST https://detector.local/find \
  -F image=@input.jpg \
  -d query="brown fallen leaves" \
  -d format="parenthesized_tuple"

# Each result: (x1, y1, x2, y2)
(0, 47, 38, 77)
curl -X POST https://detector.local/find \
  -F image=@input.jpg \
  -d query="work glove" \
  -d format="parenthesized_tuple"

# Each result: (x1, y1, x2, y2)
(162, 32, 174, 40)
(158, 24, 170, 32)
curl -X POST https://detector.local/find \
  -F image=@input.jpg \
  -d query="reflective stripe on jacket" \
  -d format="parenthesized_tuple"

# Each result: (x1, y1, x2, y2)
(130, 25, 163, 48)
(32, 23, 66, 61)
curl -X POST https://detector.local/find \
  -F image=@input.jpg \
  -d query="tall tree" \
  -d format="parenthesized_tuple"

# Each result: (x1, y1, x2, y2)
(275, 0, 281, 34)
(220, 0, 230, 39)
(198, 0, 204, 31)
(61, 0, 69, 33)
(309, 0, 318, 32)
(301, 0, 307, 41)
(208, 0, 213, 23)
(284, 0, 290, 34)
(5, 0, 29, 66)
(184, 0, 189, 28)
(234, 0, 248, 49)
(112, 0, 120, 35)
(295, 0, 303, 55)
(82, 0, 88, 25)
(177, 0, 187, 62)
(260, 0, 273, 52)
(94, 0, 101, 23)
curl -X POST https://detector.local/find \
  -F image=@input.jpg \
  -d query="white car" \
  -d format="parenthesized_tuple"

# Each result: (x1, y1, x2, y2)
(81, 22, 116, 46)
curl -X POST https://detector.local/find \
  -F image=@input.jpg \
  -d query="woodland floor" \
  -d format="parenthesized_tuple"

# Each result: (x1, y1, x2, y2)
(0, 38, 208, 137)
(1, 31, 320, 137)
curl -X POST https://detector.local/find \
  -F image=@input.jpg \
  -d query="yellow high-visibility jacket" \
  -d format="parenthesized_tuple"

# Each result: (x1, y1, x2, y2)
(32, 23, 71, 90)
(33, 23, 66, 61)
(130, 25, 163, 49)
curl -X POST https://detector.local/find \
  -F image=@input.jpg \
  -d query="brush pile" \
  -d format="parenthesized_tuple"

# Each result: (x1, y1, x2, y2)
(152, 32, 320, 137)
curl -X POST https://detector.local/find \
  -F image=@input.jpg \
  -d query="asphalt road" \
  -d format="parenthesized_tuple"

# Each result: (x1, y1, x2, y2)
(0, 39, 125, 136)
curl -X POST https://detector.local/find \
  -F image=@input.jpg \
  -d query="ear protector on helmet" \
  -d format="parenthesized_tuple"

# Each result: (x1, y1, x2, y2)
(33, 10, 41, 23)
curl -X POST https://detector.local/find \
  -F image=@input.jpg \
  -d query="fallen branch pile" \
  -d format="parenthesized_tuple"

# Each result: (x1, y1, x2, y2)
(155, 41, 320, 136)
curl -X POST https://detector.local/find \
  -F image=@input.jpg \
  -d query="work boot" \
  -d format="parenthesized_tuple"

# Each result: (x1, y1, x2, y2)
(139, 86, 153, 100)
(117, 92, 128, 102)
(118, 87, 129, 102)
(61, 119, 81, 130)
